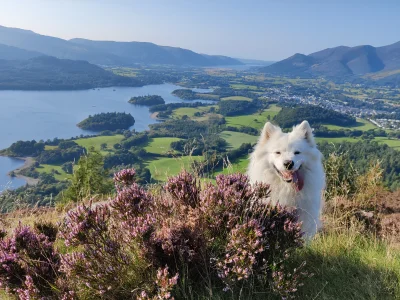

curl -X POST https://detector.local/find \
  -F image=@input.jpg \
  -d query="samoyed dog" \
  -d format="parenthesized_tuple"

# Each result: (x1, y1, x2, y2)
(247, 120, 325, 238)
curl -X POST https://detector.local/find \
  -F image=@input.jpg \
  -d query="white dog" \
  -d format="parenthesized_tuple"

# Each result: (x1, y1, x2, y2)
(247, 120, 325, 238)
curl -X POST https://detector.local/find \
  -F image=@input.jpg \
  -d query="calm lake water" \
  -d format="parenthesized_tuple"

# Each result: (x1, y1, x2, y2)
(0, 83, 212, 192)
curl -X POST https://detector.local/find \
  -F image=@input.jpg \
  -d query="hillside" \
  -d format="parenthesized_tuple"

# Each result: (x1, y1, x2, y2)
(0, 43, 42, 60)
(260, 41, 400, 83)
(0, 56, 142, 90)
(0, 25, 242, 67)
(70, 38, 242, 66)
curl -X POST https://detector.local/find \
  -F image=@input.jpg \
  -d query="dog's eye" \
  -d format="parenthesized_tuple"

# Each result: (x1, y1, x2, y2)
(275, 151, 281, 155)
(294, 151, 301, 155)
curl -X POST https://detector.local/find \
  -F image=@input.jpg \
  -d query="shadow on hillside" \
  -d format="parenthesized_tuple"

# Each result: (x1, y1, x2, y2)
(294, 250, 398, 300)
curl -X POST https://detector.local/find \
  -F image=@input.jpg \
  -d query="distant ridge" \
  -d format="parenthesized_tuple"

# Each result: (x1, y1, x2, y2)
(0, 43, 43, 60)
(260, 41, 400, 84)
(0, 25, 242, 67)
(0, 56, 142, 90)
(236, 58, 275, 66)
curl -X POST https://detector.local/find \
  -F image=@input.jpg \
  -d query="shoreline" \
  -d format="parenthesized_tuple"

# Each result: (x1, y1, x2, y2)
(150, 112, 160, 120)
(5, 156, 39, 186)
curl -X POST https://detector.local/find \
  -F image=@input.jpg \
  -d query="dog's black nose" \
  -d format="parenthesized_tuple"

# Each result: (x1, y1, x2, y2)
(283, 160, 294, 170)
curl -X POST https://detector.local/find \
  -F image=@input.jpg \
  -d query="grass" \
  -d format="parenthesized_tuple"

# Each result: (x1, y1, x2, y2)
(221, 96, 252, 101)
(374, 137, 400, 149)
(294, 230, 400, 299)
(36, 164, 72, 181)
(365, 68, 400, 80)
(44, 145, 58, 150)
(230, 84, 260, 90)
(215, 156, 250, 176)
(107, 67, 139, 77)
(225, 104, 281, 130)
(220, 131, 257, 149)
(172, 106, 217, 118)
(317, 136, 400, 149)
(145, 155, 203, 182)
(144, 137, 182, 155)
(75, 135, 124, 155)
(316, 137, 360, 144)
(324, 118, 377, 131)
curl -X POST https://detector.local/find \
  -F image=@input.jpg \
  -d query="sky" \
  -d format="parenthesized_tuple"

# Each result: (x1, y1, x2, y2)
(0, 0, 399, 61)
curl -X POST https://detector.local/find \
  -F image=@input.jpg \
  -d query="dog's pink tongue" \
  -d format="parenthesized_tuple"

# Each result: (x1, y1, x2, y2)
(292, 171, 304, 192)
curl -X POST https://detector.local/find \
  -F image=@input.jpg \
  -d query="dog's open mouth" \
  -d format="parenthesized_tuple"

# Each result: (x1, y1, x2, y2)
(274, 165, 304, 191)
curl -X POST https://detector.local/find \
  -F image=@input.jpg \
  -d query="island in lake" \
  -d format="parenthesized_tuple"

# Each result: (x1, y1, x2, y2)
(77, 112, 135, 131)
(128, 95, 165, 106)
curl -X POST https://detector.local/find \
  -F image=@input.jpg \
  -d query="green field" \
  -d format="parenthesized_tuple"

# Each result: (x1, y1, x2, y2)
(172, 106, 217, 118)
(215, 156, 249, 176)
(107, 67, 138, 77)
(324, 118, 377, 131)
(75, 135, 124, 155)
(44, 145, 58, 150)
(317, 136, 400, 149)
(316, 137, 359, 144)
(36, 164, 72, 181)
(220, 131, 257, 149)
(225, 104, 281, 130)
(374, 137, 400, 149)
(221, 96, 252, 101)
(144, 137, 182, 155)
(230, 84, 259, 90)
(146, 155, 203, 182)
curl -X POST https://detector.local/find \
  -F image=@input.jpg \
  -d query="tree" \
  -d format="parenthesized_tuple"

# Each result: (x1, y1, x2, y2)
(61, 162, 74, 174)
(62, 148, 111, 203)
(100, 143, 108, 150)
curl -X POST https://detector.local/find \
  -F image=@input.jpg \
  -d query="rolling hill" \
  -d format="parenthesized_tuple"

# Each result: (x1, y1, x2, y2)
(260, 41, 400, 84)
(0, 25, 242, 67)
(0, 43, 43, 60)
(0, 56, 142, 90)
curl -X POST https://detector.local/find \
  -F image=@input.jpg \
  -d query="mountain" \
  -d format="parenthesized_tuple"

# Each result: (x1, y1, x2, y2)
(0, 56, 142, 90)
(70, 38, 241, 66)
(260, 41, 400, 83)
(0, 43, 43, 60)
(0, 25, 242, 66)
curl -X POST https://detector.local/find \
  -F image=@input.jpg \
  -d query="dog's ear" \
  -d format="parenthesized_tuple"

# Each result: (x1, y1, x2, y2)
(293, 120, 316, 146)
(261, 122, 281, 142)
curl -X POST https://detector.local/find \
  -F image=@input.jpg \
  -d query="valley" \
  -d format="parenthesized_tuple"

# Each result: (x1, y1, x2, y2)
(1, 66, 400, 198)
(0, 4, 400, 298)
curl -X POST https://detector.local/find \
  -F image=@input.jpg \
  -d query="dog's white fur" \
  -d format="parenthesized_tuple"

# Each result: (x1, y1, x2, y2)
(247, 120, 325, 238)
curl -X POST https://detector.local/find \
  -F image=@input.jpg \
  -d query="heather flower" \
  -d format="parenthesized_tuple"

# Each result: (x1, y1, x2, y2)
(155, 266, 179, 299)
(164, 170, 199, 207)
(148, 219, 205, 270)
(114, 168, 136, 190)
(59, 202, 111, 247)
(111, 183, 153, 220)
(2, 169, 307, 299)
(34, 221, 58, 242)
(15, 275, 40, 300)
(110, 183, 155, 242)
(137, 267, 178, 300)
(217, 219, 266, 284)
(0, 224, 60, 298)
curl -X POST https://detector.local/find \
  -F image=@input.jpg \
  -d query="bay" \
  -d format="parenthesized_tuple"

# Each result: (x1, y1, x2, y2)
(0, 83, 213, 191)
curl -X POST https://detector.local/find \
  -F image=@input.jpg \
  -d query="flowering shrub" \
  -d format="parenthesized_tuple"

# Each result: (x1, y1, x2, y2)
(0, 169, 307, 299)
(0, 223, 60, 299)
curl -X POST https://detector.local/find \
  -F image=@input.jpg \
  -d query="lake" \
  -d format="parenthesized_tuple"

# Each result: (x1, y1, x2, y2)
(0, 83, 213, 191)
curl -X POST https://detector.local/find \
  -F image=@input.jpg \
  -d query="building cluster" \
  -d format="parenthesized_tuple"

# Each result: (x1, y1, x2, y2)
(260, 85, 399, 130)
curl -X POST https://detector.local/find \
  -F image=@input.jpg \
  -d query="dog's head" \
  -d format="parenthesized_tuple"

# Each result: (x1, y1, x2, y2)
(257, 120, 320, 190)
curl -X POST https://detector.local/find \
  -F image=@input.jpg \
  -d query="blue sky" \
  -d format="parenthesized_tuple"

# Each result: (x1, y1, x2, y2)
(0, 0, 399, 60)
